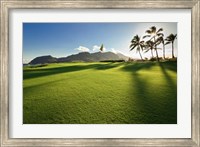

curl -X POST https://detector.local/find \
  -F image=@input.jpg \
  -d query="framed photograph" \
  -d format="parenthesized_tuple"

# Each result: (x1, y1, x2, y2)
(1, 0, 199, 146)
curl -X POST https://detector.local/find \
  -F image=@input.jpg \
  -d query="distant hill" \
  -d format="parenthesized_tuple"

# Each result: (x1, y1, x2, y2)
(29, 55, 57, 64)
(29, 52, 130, 64)
(116, 52, 129, 61)
(58, 52, 93, 62)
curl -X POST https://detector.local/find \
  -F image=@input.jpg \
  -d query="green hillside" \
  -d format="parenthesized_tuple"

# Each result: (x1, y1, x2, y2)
(23, 61, 177, 124)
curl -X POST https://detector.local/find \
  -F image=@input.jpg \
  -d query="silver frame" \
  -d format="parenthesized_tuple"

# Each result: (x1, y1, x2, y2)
(0, 0, 199, 146)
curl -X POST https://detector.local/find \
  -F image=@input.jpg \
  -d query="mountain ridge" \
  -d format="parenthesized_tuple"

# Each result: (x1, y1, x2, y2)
(29, 51, 130, 64)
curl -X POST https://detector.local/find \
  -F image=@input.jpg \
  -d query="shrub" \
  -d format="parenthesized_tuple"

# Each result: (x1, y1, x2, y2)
(30, 63, 48, 68)
(149, 57, 157, 61)
(100, 60, 125, 62)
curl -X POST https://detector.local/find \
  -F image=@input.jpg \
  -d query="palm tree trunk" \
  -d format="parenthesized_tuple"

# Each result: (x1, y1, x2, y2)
(153, 37, 159, 62)
(155, 48, 159, 61)
(172, 42, 175, 58)
(163, 44, 165, 59)
(151, 49, 154, 58)
(139, 50, 143, 61)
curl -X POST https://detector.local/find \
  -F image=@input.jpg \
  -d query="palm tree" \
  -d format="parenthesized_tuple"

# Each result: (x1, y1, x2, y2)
(130, 35, 145, 60)
(157, 36, 166, 59)
(143, 26, 164, 41)
(165, 34, 177, 58)
(145, 40, 154, 58)
(143, 26, 164, 61)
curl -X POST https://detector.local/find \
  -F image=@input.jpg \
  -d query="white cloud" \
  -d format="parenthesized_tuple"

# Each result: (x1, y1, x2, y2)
(75, 46, 90, 52)
(93, 45, 106, 52)
(93, 45, 100, 51)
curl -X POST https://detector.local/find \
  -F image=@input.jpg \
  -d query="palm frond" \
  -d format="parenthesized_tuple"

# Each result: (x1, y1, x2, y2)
(155, 41, 161, 46)
(145, 30, 151, 34)
(157, 33, 164, 37)
(165, 37, 171, 41)
(140, 41, 144, 44)
(129, 43, 135, 48)
(144, 48, 150, 53)
(130, 44, 137, 51)
(149, 36, 155, 41)
(131, 38, 137, 43)
(165, 41, 171, 45)
(143, 35, 151, 39)
(150, 26, 156, 33)
(165, 33, 177, 42)
(157, 28, 163, 33)
(157, 37, 164, 44)
(140, 45, 145, 51)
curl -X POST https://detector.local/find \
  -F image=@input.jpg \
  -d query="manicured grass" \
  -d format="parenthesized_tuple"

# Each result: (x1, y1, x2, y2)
(23, 61, 177, 124)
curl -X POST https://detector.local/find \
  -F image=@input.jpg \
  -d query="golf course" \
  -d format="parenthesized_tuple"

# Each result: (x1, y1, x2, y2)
(23, 61, 177, 124)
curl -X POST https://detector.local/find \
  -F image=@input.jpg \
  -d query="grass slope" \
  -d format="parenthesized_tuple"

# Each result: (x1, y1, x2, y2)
(23, 61, 177, 124)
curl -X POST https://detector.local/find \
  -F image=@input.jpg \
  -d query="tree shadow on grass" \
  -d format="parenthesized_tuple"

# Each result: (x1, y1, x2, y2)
(159, 61, 177, 73)
(120, 61, 177, 124)
(24, 61, 177, 124)
(158, 62, 176, 88)
(121, 62, 155, 72)
(94, 62, 123, 70)
(24, 63, 122, 80)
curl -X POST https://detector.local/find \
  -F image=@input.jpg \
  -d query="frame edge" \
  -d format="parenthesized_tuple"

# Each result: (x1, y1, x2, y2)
(0, 0, 199, 146)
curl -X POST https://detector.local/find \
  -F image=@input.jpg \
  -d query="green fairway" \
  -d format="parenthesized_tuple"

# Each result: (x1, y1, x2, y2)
(23, 61, 177, 124)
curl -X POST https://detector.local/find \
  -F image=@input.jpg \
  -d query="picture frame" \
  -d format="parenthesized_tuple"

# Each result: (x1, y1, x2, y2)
(0, 0, 199, 146)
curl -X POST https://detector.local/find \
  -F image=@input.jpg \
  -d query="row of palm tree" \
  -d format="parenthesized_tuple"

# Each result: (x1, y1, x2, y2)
(130, 26, 177, 61)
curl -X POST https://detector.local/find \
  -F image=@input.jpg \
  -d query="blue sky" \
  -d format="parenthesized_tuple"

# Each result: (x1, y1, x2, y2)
(23, 23, 177, 63)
